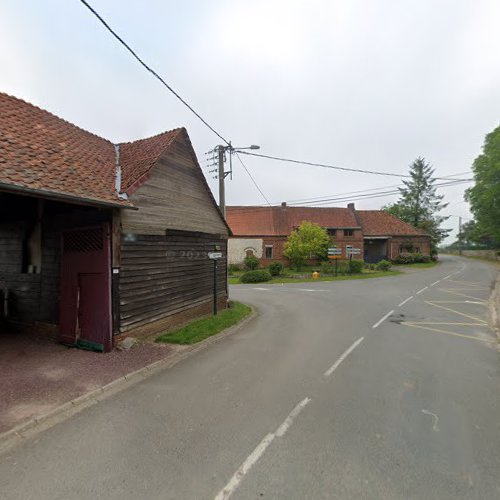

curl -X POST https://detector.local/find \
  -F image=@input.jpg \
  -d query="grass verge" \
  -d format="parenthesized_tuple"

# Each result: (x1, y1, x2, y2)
(229, 270, 402, 285)
(155, 301, 252, 345)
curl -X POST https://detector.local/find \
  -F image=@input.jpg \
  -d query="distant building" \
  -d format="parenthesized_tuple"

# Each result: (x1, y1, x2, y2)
(0, 93, 229, 351)
(226, 202, 430, 265)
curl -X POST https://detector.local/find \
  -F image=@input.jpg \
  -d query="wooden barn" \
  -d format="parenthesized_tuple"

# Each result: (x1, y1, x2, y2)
(0, 93, 229, 351)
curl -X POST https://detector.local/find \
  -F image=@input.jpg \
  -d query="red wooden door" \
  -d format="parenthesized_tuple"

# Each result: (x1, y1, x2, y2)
(77, 273, 109, 351)
(60, 224, 112, 352)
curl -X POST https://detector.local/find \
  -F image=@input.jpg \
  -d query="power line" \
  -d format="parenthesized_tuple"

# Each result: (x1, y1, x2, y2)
(78, 0, 229, 145)
(289, 179, 472, 206)
(227, 178, 473, 215)
(285, 171, 471, 205)
(234, 152, 272, 206)
(239, 151, 469, 181)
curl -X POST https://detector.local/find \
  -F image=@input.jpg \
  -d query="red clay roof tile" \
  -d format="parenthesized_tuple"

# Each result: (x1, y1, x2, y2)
(0, 93, 185, 207)
(356, 210, 428, 236)
(226, 206, 360, 236)
(227, 205, 428, 237)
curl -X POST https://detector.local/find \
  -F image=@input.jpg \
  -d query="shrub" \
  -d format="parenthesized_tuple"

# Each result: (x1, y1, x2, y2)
(244, 254, 260, 270)
(376, 259, 392, 271)
(348, 259, 364, 274)
(320, 262, 332, 275)
(337, 262, 350, 275)
(228, 264, 241, 274)
(268, 261, 284, 276)
(239, 270, 272, 283)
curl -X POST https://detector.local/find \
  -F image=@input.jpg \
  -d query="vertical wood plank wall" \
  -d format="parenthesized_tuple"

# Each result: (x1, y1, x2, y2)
(119, 231, 227, 333)
(121, 138, 228, 236)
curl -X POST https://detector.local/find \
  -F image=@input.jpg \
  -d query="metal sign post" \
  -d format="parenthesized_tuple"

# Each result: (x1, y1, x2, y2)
(208, 252, 223, 315)
(328, 247, 342, 277)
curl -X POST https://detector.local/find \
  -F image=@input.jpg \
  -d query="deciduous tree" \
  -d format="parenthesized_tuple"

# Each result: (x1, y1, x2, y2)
(283, 221, 330, 270)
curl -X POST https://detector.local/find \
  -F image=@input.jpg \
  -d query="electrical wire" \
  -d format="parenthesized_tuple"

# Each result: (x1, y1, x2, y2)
(78, 0, 229, 145)
(227, 178, 473, 215)
(234, 153, 272, 206)
(284, 171, 472, 204)
(239, 151, 468, 181)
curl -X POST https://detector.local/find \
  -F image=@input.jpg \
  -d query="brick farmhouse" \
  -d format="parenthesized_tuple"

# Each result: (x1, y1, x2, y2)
(226, 202, 430, 265)
(0, 93, 229, 351)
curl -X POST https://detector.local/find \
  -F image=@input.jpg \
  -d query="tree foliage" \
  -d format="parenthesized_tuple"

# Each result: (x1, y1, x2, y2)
(384, 157, 450, 253)
(283, 221, 330, 269)
(465, 126, 500, 246)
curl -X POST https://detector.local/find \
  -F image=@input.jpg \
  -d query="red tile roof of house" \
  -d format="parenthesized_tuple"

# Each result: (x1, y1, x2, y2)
(227, 205, 428, 237)
(356, 210, 428, 236)
(0, 93, 189, 208)
(226, 206, 360, 236)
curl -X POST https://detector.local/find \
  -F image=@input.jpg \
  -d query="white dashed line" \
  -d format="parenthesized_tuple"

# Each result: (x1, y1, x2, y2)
(214, 397, 311, 500)
(372, 310, 394, 329)
(252, 288, 270, 291)
(443, 274, 452, 280)
(398, 296, 413, 307)
(323, 337, 364, 377)
(416, 286, 428, 295)
(430, 280, 440, 287)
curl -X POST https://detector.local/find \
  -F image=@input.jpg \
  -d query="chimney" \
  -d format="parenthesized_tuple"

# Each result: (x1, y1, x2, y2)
(347, 203, 355, 210)
(281, 202, 287, 209)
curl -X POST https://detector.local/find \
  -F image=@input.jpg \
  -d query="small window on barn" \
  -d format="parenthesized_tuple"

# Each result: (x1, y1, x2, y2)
(344, 229, 354, 237)
(265, 246, 273, 258)
(327, 228, 336, 236)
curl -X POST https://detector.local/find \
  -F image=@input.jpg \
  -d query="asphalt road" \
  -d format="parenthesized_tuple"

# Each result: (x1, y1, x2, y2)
(1, 256, 499, 499)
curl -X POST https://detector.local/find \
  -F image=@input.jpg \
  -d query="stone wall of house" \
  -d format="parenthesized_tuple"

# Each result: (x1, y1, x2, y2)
(228, 238, 263, 265)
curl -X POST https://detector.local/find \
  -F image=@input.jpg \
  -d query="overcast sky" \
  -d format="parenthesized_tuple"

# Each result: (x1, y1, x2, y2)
(2, 0, 500, 242)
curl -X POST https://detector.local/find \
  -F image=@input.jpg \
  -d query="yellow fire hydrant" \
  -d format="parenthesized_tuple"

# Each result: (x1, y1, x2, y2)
(312, 271, 320, 279)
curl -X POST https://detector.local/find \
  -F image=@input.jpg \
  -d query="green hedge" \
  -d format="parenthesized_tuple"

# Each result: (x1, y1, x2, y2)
(240, 270, 273, 283)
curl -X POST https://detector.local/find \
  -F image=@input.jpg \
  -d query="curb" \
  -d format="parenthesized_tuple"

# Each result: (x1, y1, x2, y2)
(0, 307, 257, 455)
(488, 274, 500, 342)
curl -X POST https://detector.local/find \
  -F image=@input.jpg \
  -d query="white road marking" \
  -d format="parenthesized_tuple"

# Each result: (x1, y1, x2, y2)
(443, 274, 452, 280)
(276, 397, 311, 436)
(416, 286, 428, 295)
(398, 296, 413, 307)
(214, 397, 311, 500)
(465, 300, 487, 305)
(252, 288, 269, 291)
(323, 337, 364, 377)
(430, 280, 440, 287)
(421, 409, 439, 432)
(297, 288, 326, 292)
(372, 310, 394, 329)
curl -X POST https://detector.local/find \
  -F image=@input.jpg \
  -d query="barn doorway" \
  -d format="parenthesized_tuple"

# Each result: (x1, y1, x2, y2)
(60, 225, 112, 352)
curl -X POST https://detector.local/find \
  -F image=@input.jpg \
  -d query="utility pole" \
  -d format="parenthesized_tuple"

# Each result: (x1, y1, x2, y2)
(213, 144, 260, 219)
(458, 216, 463, 255)
(217, 145, 226, 217)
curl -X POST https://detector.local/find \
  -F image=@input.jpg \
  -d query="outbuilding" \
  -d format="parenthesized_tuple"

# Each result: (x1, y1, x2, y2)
(0, 93, 229, 351)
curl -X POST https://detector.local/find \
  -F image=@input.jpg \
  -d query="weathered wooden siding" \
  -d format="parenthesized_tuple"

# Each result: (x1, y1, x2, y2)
(0, 222, 60, 323)
(119, 230, 227, 333)
(121, 137, 228, 236)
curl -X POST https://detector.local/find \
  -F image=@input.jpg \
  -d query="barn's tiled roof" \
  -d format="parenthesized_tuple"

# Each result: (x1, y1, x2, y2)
(0, 92, 185, 208)
(356, 210, 428, 236)
(227, 205, 428, 237)
(120, 128, 182, 191)
(226, 206, 360, 236)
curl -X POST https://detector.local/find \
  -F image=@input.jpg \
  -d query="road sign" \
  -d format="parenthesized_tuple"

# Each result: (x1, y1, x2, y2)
(328, 247, 342, 255)
(208, 252, 223, 259)
(347, 248, 361, 255)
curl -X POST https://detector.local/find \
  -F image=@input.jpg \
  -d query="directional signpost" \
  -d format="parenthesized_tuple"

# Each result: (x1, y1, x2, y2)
(208, 252, 223, 315)
(328, 247, 342, 276)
